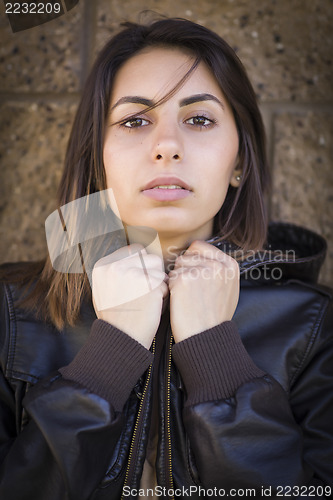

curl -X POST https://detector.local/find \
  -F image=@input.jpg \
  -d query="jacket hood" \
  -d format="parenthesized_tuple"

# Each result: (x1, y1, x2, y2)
(210, 222, 327, 284)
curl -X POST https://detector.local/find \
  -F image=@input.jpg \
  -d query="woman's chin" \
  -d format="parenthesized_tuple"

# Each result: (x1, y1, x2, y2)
(121, 210, 213, 242)
(124, 215, 191, 236)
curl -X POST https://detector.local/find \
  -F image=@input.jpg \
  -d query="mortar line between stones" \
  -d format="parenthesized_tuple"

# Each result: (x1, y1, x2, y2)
(0, 93, 81, 102)
(259, 102, 333, 114)
(79, 0, 97, 90)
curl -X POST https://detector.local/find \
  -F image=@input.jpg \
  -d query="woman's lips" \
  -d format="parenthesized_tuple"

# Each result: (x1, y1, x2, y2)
(141, 186, 192, 201)
(141, 177, 192, 201)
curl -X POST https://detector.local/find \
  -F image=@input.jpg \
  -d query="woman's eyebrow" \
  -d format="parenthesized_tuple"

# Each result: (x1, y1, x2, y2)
(110, 93, 224, 112)
(110, 96, 154, 112)
(179, 93, 224, 109)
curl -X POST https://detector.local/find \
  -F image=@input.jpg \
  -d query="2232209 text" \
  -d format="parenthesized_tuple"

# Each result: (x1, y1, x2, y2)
(5, 2, 61, 14)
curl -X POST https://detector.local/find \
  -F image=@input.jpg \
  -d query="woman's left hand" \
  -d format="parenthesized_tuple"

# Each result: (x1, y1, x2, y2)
(168, 240, 240, 343)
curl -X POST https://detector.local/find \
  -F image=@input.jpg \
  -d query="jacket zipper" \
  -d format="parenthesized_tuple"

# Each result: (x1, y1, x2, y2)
(121, 337, 156, 498)
(165, 330, 174, 499)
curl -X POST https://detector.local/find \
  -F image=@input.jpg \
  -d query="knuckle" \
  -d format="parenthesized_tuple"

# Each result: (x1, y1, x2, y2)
(146, 254, 164, 268)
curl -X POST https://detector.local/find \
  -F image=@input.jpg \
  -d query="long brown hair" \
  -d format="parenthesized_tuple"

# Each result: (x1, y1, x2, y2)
(1, 17, 270, 330)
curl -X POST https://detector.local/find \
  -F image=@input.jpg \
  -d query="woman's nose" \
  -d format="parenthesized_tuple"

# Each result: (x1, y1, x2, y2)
(155, 151, 181, 160)
(152, 125, 183, 163)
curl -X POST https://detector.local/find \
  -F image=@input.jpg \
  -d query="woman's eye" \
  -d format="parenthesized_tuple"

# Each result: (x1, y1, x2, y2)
(122, 117, 149, 128)
(185, 115, 215, 127)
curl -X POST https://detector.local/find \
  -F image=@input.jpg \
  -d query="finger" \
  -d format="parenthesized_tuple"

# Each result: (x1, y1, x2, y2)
(168, 266, 195, 284)
(138, 252, 164, 271)
(96, 251, 161, 276)
(174, 251, 230, 271)
(185, 240, 239, 267)
(173, 253, 213, 269)
(114, 251, 163, 270)
(145, 268, 167, 282)
(185, 240, 230, 262)
(136, 268, 166, 293)
(160, 280, 169, 299)
(94, 244, 146, 268)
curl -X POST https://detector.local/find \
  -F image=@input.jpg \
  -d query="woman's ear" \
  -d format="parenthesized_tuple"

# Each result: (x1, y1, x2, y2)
(230, 168, 242, 188)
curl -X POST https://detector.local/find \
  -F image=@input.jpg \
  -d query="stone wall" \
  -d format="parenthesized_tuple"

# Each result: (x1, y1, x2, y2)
(0, 0, 332, 285)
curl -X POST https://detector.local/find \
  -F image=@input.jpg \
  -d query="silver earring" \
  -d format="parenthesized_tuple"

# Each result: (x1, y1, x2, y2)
(236, 175, 242, 182)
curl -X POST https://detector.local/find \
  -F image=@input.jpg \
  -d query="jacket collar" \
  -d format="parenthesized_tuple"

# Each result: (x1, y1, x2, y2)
(209, 222, 327, 283)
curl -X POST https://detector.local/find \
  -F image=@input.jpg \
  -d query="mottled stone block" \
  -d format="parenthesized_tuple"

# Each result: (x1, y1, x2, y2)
(94, 0, 332, 102)
(0, 100, 78, 263)
(0, 1, 83, 92)
(271, 112, 333, 286)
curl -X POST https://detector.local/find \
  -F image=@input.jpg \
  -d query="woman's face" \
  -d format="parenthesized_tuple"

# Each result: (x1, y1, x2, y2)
(103, 47, 239, 243)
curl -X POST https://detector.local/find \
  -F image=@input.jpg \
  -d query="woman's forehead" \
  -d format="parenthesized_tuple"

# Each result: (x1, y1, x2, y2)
(110, 47, 223, 104)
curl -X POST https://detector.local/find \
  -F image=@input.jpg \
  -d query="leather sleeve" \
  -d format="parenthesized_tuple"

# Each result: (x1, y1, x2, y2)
(172, 297, 333, 492)
(0, 374, 125, 499)
(289, 294, 333, 486)
(0, 285, 152, 500)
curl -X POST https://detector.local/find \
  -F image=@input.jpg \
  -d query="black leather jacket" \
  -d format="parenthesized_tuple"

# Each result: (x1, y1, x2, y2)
(0, 222, 332, 499)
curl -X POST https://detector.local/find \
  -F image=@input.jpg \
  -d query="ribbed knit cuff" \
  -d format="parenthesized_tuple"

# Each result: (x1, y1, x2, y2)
(59, 319, 153, 412)
(172, 321, 265, 406)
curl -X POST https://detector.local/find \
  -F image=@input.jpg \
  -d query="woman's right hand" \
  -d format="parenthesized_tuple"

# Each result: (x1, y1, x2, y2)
(92, 244, 168, 349)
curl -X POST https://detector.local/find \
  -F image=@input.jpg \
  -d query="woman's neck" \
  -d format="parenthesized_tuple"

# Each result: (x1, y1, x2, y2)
(159, 228, 214, 273)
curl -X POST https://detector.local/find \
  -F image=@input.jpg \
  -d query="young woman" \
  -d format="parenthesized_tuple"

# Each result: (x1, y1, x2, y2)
(0, 18, 332, 500)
